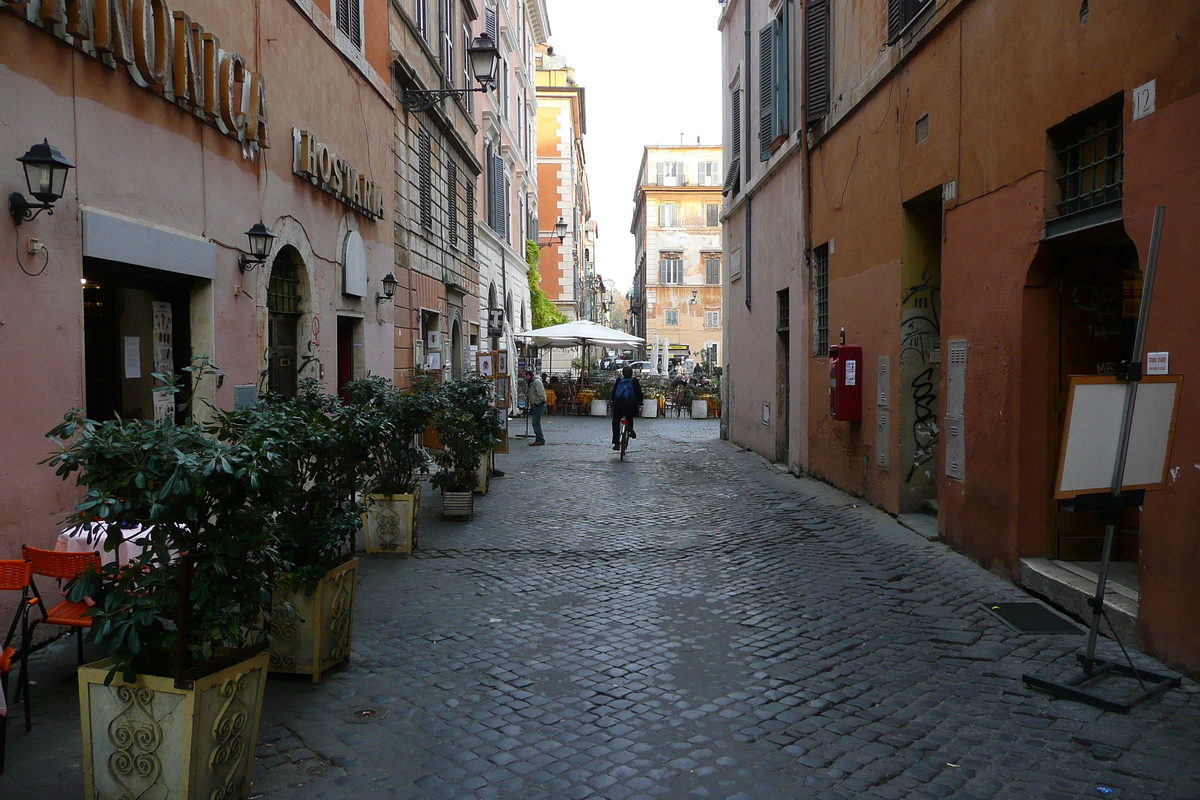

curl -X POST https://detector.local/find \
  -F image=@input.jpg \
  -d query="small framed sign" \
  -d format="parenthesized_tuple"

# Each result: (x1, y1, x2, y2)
(496, 350, 509, 377)
(477, 351, 494, 377)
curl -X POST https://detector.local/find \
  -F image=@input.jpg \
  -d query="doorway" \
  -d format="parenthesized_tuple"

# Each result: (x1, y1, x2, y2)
(83, 261, 192, 422)
(336, 317, 362, 402)
(776, 288, 790, 464)
(1052, 242, 1142, 562)
(899, 191, 942, 513)
(267, 248, 304, 397)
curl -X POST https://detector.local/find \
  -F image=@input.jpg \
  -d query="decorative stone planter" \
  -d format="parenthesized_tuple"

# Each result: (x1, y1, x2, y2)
(442, 490, 474, 520)
(640, 399, 659, 418)
(269, 557, 359, 683)
(590, 399, 608, 416)
(79, 648, 269, 800)
(362, 488, 421, 554)
(691, 399, 708, 419)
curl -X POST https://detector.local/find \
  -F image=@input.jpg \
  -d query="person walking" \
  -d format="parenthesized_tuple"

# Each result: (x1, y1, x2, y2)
(611, 365, 644, 450)
(525, 369, 547, 446)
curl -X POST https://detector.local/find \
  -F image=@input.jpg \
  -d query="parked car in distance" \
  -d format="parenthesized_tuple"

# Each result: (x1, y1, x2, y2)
(627, 361, 653, 376)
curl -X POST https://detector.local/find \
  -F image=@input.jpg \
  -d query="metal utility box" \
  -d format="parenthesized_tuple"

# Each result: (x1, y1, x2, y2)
(829, 344, 863, 421)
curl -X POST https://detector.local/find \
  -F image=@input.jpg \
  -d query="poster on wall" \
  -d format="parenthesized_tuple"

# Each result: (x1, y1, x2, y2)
(152, 302, 174, 423)
(426, 352, 442, 371)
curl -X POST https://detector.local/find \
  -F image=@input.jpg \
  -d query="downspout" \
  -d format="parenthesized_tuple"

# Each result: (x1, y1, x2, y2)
(743, 0, 753, 311)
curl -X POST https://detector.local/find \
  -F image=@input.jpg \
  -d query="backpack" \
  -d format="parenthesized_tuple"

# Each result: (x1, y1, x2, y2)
(613, 378, 635, 404)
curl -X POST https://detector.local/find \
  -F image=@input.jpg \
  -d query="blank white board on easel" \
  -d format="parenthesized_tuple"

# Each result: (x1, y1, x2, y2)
(1055, 375, 1182, 499)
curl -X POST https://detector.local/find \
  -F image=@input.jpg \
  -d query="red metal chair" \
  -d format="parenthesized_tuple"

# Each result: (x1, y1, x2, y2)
(20, 546, 101, 731)
(1, 559, 36, 735)
(0, 645, 14, 774)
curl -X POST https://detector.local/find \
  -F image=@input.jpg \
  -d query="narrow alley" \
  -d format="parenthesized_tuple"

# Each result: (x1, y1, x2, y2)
(7, 417, 1198, 800)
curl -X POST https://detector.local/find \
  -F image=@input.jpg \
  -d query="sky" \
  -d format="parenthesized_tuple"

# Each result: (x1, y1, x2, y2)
(542, 0, 724, 294)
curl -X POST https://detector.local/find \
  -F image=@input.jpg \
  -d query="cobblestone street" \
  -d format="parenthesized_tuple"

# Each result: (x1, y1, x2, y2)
(5, 416, 1200, 799)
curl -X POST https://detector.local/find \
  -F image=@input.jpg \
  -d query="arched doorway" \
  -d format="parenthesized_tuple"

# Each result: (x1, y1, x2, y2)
(267, 246, 305, 396)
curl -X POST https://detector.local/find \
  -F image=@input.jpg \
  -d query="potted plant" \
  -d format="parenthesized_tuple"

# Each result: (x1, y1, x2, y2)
(589, 380, 613, 416)
(345, 377, 431, 555)
(221, 380, 370, 683)
(45, 361, 275, 800)
(640, 381, 664, 418)
(681, 382, 708, 419)
(430, 374, 504, 519)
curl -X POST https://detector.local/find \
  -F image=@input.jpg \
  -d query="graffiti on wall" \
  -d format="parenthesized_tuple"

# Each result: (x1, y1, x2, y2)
(901, 262, 941, 483)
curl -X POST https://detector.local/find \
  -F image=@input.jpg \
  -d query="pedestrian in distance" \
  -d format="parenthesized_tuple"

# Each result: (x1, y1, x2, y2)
(611, 365, 644, 450)
(525, 369, 547, 446)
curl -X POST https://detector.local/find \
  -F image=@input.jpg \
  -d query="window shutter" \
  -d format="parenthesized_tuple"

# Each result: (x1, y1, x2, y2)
(337, 0, 350, 37)
(466, 182, 476, 257)
(485, 5, 497, 41)
(887, 0, 903, 42)
(773, 16, 788, 139)
(503, 174, 511, 242)
(656, 161, 666, 186)
(732, 89, 743, 160)
(806, 1, 831, 124)
(493, 155, 505, 237)
(484, 143, 496, 229)
(418, 130, 433, 230)
(447, 162, 458, 248)
(759, 23, 775, 161)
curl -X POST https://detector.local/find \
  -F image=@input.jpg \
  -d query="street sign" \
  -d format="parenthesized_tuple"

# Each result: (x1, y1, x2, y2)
(487, 307, 504, 338)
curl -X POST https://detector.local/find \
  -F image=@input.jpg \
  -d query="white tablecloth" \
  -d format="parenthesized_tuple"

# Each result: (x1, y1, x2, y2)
(56, 523, 152, 567)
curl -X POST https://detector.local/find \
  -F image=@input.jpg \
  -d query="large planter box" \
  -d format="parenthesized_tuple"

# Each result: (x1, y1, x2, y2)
(590, 399, 608, 416)
(640, 399, 659, 418)
(442, 490, 474, 519)
(362, 488, 420, 554)
(690, 399, 708, 419)
(269, 557, 358, 683)
(79, 649, 269, 800)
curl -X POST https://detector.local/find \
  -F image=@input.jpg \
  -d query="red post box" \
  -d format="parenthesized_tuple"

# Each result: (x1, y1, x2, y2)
(829, 344, 863, 421)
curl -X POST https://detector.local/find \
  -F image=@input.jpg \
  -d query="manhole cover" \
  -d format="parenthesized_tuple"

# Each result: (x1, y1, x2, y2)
(984, 602, 1083, 634)
(344, 706, 390, 724)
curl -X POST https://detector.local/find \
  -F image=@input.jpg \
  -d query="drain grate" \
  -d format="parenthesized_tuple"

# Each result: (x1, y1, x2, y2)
(343, 706, 390, 724)
(984, 602, 1084, 634)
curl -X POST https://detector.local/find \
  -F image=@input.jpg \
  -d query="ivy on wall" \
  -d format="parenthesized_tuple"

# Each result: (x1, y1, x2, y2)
(526, 240, 568, 329)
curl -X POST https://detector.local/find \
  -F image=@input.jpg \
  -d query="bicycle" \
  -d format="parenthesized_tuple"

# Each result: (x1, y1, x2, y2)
(619, 418, 631, 460)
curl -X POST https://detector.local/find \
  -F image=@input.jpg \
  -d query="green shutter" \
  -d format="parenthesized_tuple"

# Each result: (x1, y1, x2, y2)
(759, 22, 775, 161)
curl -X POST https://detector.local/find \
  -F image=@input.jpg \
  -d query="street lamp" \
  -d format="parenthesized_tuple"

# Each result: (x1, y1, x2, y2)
(401, 33, 500, 112)
(238, 221, 277, 272)
(10, 139, 74, 226)
(537, 217, 568, 248)
(689, 289, 698, 305)
(376, 272, 399, 304)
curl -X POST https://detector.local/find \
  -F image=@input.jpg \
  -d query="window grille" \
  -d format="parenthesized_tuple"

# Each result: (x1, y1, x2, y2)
(705, 256, 721, 285)
(447, 161, 459, 248)
(1055, 109, 1123, 217)
(659, 255, 683, 285)
(813, 244, 829, 356)
(268, 259, 302, 315)
(777, 288, 790, 331)
(706, 203, 720, 227)
(418, 129, 433, 230)
(336, 0, 362, 48)
(706, 311, 720, 327)
(666, 309, 679, 325)
(658, 203, 679, 228)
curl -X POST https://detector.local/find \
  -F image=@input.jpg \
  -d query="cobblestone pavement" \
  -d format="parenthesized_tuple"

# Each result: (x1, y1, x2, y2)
(4, 415, 1199, 799)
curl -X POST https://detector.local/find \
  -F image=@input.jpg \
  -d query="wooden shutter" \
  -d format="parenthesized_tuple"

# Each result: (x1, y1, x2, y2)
(503, 174, 511, 242)
(493, 155, 505, 237)
(806, 0, 830, 124)
(337, 0, 350, 37)
(773, 16, 788, 139)
(759, 22, 775, 161)
(731, 89, 743, 160)
(418, 130, 433, 230)
(656, 161, 666, 186)
(350, 0, 361, 47)
(485, 5, 497, 40)
(466, 182, 476, 257)
(887, 0, 904, 42)
(447, 162, 458, 248)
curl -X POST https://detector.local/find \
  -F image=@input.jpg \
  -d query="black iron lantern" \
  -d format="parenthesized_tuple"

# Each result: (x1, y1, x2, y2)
(553, 217, 568, 241)
(238, 221, 276, 272)
(377, 272, 399, 304)
(467, 33, 501, 89)
(10, 139, 74, 225)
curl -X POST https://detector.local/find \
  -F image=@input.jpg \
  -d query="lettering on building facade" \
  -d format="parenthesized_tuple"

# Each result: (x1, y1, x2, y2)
(292, 129, 385, 220)
(8, 0, 269, 153)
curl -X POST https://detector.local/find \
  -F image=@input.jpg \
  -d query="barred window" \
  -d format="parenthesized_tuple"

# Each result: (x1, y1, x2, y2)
(1054, 106, 1123, 218)
(268, 259, 302, 315)
(777, 287, 790, 332)
(418, 129, 433, 231)
(812, 244, 829, 356)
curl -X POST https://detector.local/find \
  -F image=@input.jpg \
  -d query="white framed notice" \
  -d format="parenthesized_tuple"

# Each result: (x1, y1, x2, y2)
(496, 350, 509, 377)
(1054, 375, 1182, 499)
(477, 352, 494, 377)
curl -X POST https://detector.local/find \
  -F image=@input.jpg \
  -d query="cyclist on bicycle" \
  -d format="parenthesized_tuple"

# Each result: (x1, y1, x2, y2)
(611, 365, 645, 450)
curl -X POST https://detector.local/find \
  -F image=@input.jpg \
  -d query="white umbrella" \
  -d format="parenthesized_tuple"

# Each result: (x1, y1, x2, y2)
(651, 335, 661, 376)
(515, 320, 644, 349)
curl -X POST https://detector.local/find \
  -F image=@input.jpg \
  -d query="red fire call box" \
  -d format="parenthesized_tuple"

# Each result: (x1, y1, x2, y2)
(829, 344, 863, 421)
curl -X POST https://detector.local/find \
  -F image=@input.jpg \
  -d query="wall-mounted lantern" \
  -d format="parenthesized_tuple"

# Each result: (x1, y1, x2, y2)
(10, 139, 74, 226)
(238, 221, 277, 272)
(689, 289, 698, 305)
(538, 217, 568, 248)
(401, 33, 500, 112)
(376, 272, 399, 304)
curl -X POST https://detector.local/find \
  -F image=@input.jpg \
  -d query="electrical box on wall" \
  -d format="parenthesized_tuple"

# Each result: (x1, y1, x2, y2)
(829, 344, 863, 421)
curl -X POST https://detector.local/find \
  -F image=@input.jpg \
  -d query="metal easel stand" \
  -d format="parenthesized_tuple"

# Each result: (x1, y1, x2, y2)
(512, 403, 533, 439)
(1022, 206, 1180, 713)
